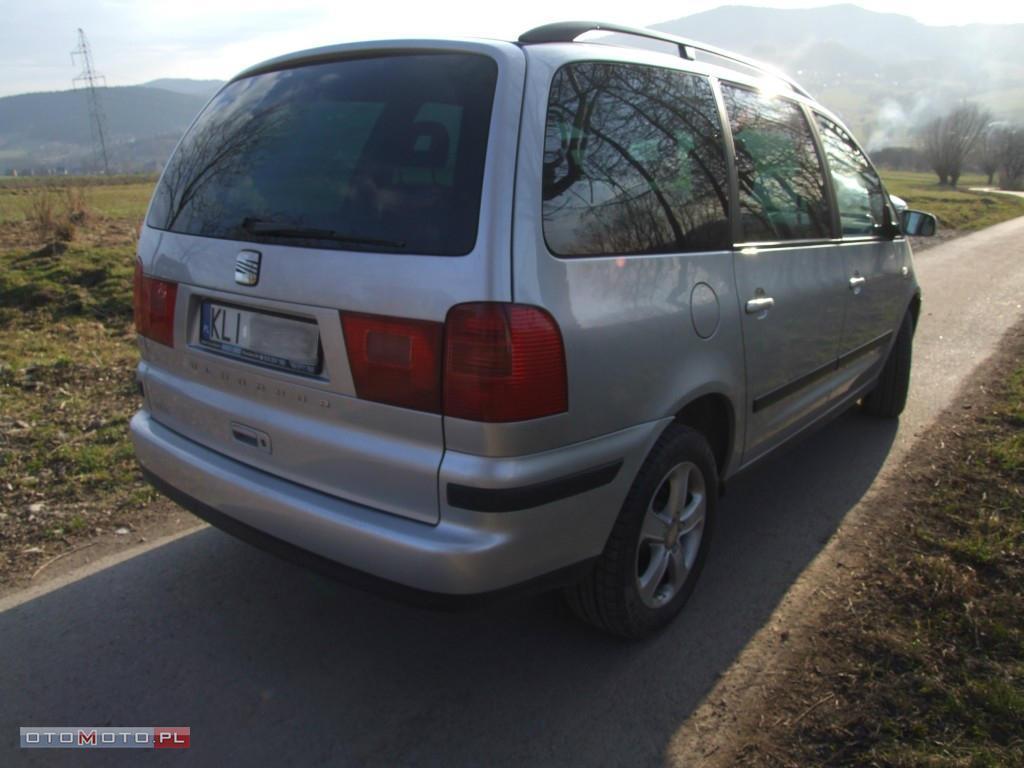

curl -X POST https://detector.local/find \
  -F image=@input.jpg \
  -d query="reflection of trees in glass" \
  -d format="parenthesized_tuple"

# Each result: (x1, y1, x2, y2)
(149, 93, 285, 234)
(816, 116, 885, 236)
(145, 55, 497, 255)
(722, 85, 831, 242)
(543, 62, 729, 256)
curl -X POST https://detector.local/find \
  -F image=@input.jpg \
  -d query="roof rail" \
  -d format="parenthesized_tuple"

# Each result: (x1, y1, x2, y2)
(517, 21, 811, 99)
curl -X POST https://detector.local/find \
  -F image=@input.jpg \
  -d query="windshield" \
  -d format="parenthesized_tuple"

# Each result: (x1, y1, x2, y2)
(146, 53, 498, 255)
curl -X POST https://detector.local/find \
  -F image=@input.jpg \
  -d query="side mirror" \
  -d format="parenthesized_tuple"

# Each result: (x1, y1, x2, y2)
(900, 209, 938, 237)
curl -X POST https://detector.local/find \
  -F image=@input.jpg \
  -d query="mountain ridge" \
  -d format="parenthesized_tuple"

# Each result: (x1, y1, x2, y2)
(2, 5, 1022, 172)
(652, 4, 1024, 143)
(0, 85, 210, 173)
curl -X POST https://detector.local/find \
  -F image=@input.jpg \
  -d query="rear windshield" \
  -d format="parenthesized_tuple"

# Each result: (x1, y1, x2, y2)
(147, 53, 498, 255)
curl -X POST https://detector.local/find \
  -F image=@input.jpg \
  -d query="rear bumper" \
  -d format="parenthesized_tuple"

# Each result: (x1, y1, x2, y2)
(130, 410, 666, 595)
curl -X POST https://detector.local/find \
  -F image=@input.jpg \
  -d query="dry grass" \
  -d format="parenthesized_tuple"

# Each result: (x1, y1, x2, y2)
(27, 187, 67, 245)
(0, 177, 157, 585)
(64, 185, 92, 226)
(23, 184, 97, 248)
(729, 326, 1024, 767)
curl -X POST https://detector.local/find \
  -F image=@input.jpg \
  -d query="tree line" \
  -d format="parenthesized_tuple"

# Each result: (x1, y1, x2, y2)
(919, 104, 1024, 190)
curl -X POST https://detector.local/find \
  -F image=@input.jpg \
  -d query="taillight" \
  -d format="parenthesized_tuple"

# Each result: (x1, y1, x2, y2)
(444, 303, 567, 422)
(340, 303, 568, 422)
(341, 311, 444, 413)
(133, 260, 177, 347)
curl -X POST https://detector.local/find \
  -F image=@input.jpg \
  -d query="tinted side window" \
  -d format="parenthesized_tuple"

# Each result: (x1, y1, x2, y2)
(815, 115, 886, 237)
(542, 62, 730, 256)
(722, 85, 831, 242)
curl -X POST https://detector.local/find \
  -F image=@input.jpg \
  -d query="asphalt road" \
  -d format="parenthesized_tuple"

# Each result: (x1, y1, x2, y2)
(5, 218, 1024, 767)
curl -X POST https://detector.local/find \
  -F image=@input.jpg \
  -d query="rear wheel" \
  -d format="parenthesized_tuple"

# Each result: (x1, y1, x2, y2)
(565, 425, 718, 639)
(863, 309, 914, 418)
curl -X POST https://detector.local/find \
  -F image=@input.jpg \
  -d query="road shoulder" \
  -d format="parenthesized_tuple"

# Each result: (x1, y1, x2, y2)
(667, 319, 1024, 766)
(0, 503, 202, 602)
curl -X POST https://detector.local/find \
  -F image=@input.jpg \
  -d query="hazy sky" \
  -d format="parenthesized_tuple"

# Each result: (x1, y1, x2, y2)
(3, 0, 1023, 97)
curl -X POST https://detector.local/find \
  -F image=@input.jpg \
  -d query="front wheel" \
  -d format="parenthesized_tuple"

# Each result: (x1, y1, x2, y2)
(564, 425, 718, 639)
(863, 309, 914, 418)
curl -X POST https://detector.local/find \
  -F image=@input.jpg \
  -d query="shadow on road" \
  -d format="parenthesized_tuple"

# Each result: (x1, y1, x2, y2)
(3, 409, 897, 766)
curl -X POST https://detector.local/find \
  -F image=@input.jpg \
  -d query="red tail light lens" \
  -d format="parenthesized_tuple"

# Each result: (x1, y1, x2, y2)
(341, 311, 444, 413)
(340, 304, 567, 421)
(444, 303, 567, 422)
(133, 261, 178, 347)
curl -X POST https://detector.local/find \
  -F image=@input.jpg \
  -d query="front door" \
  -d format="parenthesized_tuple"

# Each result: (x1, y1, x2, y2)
(813, 114, 909, 399)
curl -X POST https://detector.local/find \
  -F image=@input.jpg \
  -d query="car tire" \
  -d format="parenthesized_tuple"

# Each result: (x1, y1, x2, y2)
(863, 309, 914, 419)
(564, 424, 718, 639)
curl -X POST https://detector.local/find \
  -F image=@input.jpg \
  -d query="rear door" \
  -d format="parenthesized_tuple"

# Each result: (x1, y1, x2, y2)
(137, 45, 524, 524)
(721, 84, 847, 463)
(813, 114, 909, 398)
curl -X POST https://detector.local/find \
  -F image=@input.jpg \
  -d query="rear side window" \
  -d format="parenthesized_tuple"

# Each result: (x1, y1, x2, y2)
(721, 84, 831, 243)
(815, 115, 887, 237)
(542, 62, 730, 257)
(147, 53, 498, 255)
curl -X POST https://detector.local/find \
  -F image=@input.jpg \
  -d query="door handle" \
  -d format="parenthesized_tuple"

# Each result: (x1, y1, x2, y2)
(849, 275, 866, 291)
(745, 297, 775, 314)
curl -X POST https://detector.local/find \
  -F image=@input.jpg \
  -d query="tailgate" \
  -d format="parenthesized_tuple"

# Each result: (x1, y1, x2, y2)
(135, 43, 525, 524)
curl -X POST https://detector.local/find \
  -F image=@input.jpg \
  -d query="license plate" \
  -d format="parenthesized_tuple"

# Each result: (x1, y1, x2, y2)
(200, 302, 321, 375)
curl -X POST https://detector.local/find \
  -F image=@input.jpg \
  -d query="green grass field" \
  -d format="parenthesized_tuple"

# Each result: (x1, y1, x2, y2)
(0, 177, 156, 583)
(880, 170, 1024, 231)
(0, 177, 154, 225)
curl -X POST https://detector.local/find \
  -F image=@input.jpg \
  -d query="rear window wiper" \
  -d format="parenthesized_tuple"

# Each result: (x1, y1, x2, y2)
(240, 218, 406, 249)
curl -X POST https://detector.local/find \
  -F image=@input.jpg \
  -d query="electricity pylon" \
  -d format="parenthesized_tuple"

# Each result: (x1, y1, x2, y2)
(70, 28, 111, 174)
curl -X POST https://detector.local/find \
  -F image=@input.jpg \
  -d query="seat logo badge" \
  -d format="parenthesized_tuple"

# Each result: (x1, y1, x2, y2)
(235, 250, 261, 286)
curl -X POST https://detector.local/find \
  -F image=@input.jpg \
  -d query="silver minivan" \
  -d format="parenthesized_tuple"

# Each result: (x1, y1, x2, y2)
(130, 22, 934, 637)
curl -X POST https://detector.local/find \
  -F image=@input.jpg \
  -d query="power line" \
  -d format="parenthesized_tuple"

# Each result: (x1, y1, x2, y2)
(70, 28, 110, 175)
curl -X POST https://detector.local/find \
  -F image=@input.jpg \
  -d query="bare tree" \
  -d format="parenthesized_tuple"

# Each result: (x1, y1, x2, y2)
(995, 124, 1024, 191)
(975, 123, 1003, 186)
(919, 103, 991, 187)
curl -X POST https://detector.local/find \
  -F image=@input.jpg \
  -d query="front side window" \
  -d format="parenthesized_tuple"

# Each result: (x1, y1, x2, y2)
(147, 53, 497, 255)
(815, 115, 887, 237)
(722, 84, 832, 243)
(542, 62, 730, 257)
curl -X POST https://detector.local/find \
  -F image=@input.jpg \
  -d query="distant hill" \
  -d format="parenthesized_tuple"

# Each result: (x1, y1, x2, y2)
(652, 4, 1024, 147)
(0, 85, 209, 173)
(2, 6, 1023, 173)
(143, 79, 224, 99)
